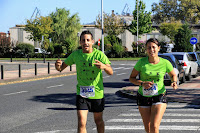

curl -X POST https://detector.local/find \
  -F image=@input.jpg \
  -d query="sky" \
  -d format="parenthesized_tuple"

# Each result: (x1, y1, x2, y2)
(0, 0, 159, 33)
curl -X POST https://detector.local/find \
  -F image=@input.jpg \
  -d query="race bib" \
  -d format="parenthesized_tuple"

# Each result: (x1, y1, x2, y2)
(143, 83, 158, 96)
(80, 86, 95, 98)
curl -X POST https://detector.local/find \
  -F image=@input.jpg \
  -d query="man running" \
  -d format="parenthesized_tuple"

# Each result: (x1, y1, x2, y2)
(55, 30, 113, 133)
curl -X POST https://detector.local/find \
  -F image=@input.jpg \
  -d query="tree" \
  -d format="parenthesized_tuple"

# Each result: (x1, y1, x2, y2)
(179, 0, 200, 24)
(174, 23, 193, 52)
(49, 8, 82, 54)
(127, 0, 154, 37)
(96, 12, 126, 36)
(25, 16, 53, 50)
(152, 0, 200, 24)
(159, 21, 182, 42)
(152, 0, 179, 24)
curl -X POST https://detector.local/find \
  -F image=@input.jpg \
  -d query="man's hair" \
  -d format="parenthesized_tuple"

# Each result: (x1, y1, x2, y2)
(80, 30, 93, 40)
(145, 38, 160, 46)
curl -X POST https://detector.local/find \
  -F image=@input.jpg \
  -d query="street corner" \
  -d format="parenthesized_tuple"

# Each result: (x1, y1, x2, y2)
(166, 88, 200, 105)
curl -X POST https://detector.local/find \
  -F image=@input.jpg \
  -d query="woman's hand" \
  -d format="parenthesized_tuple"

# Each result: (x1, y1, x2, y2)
(142, 81, 154, 89)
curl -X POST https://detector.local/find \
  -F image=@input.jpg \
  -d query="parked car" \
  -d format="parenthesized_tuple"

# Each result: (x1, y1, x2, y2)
(170, 52, 198, 81)
(188, 52, 200, 73)
(158, 54, 185, 85)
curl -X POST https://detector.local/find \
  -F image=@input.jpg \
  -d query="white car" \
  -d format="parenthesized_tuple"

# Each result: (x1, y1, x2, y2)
(170, 52, 198, 81)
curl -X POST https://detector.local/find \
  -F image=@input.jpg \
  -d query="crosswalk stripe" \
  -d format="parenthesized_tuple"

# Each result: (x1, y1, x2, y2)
(113, 67, 124, 70)
(104, 125, 200, 130)
(119, 113, 200, 117)
(107, 119, 200, 122)
(130, 108, 200, 112)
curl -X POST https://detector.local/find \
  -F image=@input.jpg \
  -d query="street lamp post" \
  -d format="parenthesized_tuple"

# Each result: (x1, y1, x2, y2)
(137, 0, 139, 53)
(101, 0, 104, 53)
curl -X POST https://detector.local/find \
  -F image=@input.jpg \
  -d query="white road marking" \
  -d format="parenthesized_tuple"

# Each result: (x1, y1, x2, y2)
(123, 67, 132, 70)
(4, 91, 28, 96)
(46, 84, 64, 88)
(113, 67, 124, 70)
(35, 129, 77, 133)
(119, 113, 200, 117)
(116, 73, 126, 76)
(102, 125, 200, 130)
(107, 119, 200, 122)
(130, 108, 200, 112)
(103, 76, 110, 78)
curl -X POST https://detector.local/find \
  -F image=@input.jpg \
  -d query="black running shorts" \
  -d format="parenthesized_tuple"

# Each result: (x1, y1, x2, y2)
(76, 95, 105, 112)
(137, 92, 167, 106)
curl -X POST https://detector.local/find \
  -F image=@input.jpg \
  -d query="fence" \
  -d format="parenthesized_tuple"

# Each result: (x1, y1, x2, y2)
(0, 61, 74, 80)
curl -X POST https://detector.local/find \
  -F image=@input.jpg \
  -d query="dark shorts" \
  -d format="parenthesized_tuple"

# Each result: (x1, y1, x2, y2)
(76, 95, 105, 112)
(137, 92, 167, 107)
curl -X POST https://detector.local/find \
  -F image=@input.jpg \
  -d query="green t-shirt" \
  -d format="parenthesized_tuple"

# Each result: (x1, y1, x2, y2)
(64, 48, 111, 99)
(134, 57, 173, 97)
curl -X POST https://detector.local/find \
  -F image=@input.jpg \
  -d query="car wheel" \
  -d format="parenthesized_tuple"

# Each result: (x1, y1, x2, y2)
(181, 72, 186, 83)
(186, 70, 192, 81)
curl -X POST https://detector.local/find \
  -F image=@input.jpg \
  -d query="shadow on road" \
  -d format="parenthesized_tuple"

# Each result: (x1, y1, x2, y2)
(29, 92, 136, 110)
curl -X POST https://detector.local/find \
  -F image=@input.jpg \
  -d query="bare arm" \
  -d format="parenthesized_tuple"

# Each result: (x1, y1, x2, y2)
(168, 69, 178, 90)
(93, 59, 113, 75)
(55, 59, 68, 72)
(129, 68, 153, 89)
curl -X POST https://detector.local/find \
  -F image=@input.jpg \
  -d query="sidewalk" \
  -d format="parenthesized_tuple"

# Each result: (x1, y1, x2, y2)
(119, 76, 200, 105)
(0, 61, 76, 85)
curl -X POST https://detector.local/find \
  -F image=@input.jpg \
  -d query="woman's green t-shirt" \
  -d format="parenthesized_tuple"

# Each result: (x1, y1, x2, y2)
(134, 57, 173, 97)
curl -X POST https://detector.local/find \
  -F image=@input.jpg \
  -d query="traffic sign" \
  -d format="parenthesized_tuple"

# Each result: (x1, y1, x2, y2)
(98, 39, 101, 46)
(190, 37, 198, 45)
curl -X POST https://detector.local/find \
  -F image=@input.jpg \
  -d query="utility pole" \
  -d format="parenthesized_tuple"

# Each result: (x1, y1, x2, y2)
(101, 0, 104, 53)
(137, 0, 139, 53)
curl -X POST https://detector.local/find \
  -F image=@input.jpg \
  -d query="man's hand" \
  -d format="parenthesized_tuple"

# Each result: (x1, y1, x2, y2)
(93, 59, 106, 69)
(55, 59, 62, 72)
(93, 59, 113, 75)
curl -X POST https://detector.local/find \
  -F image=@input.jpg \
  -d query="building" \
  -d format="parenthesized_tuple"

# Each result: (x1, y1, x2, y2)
(0, 32, 11, 48)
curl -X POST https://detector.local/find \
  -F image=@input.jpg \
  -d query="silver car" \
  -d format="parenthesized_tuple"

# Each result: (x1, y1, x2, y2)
(170, 52, 198, 81)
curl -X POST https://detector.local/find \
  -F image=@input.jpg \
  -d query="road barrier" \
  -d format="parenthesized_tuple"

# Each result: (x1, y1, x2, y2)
(0, 62, 73, 80)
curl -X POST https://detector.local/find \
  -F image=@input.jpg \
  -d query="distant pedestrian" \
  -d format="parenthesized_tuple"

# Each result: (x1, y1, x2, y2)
(55, 30, 113, 133)
(129, 38, 177, 133)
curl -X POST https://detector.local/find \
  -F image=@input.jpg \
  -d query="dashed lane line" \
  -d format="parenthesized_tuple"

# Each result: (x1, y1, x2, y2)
(3, 91, 28, 96)
(46, 84, 64, 88)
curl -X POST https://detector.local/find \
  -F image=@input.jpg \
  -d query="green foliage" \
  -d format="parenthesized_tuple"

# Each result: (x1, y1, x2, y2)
(159, 41, 168, 53)
(53, 43, 64, 57)
(127, 0, 154, 36)
(25, 16, 53, 50)
(49, 8, 82, 53)
(159, 21, 182, 42)
(174, 23, 193, 52)
(152, 0, 200, 24)
(14, 43, 34, 56)
(96, 12, 126, 36)
(111, 43, 125, 58)
(105, 35, 122, 46)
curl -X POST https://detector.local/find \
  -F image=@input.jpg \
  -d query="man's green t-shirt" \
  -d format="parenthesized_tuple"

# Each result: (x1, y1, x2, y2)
(134, 57, 173, 97)
(64, 48, 111, 99)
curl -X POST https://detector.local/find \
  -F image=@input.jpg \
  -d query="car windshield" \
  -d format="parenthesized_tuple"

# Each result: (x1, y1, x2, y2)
(189, 53, 197, 61)
(173, 55, 183, 60)
(159, 55, 176, 67)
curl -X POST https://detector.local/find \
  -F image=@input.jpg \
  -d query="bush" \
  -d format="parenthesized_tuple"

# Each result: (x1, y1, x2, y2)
(14, 43, 34, 57)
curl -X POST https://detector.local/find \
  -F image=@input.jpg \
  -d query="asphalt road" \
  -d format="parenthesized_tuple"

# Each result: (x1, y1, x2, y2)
(0, 61, 200, 133)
